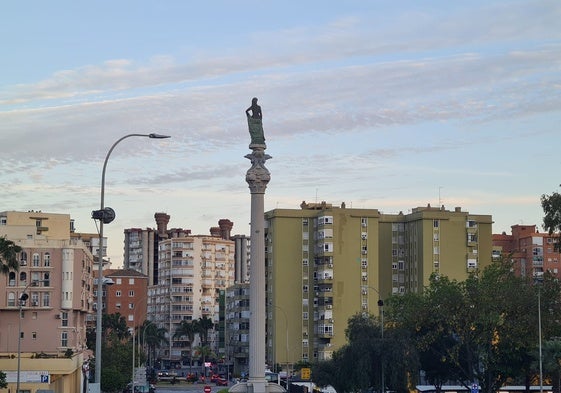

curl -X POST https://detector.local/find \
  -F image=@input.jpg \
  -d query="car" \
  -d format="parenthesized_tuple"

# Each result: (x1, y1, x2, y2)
(215, 377, 229, 386)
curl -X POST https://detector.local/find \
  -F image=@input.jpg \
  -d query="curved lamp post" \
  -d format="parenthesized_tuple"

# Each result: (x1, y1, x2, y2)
(93, 133, 170, 386)
(17, 280, 44, 393)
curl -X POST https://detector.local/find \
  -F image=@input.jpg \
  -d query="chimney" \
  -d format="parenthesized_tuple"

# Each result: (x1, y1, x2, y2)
(218, 219, 234, 240)
(210, 227, 221, 237)
(154, 213, 170, 238)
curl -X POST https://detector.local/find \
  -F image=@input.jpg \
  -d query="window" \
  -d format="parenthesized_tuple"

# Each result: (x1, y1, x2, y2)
(8, 292, 15, 307)
(43, 252, 50, 267)
(0, 216, 6, 225)
(115, 290, 122, 297)
(32, 332, 37, 340)
(61, 332, 68, 347)
(433, 220, 439, 228)
(303, 312, 309, 320)
(129, 303, 134, 309)
(42, 292, 50, 307)
(32, 253, 40, 267)
(129, 278, 135, 285)
(61, 312, 68, 327)
(116, 278, 122, 284)
(129, 290, 134, 297)
(9, 272, 16, 286)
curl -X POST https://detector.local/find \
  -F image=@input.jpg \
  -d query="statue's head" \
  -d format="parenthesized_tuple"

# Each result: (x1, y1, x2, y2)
(252, 97, 258, 105)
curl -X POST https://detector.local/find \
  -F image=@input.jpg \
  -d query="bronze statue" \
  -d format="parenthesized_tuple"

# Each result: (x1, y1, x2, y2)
(246, 97, 265, 145)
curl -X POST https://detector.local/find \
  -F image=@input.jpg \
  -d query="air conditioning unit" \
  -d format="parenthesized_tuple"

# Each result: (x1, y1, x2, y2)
(303, 332, 308, 337)
(55, 314, 61, 319)
(31, 301, 38, 306)
(329, 319, 334, 323)
(326, 305, 332, 309)
(362, 276, 368, 281)
(361, 233, 367, 240)
(328, 263, 333, 268)
(362, 290, 368, 295)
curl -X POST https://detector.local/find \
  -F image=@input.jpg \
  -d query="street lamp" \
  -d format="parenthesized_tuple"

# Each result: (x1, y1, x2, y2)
(17, 280, 43, 393)
(537, 279, 544, 393)
(93, 133, 170, 387)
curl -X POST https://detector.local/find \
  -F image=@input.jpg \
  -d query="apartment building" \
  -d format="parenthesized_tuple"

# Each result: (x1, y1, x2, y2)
(148, 221, 236, 368)
(0, 210, 95, 393)
(264, 202, 493, 366)
(225, 283, 250, 376)
(92, 268, 148, 330)
(492, 224, 561, 278)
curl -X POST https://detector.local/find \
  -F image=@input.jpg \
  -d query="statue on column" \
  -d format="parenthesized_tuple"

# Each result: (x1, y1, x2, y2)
(246, 97, 266, 145)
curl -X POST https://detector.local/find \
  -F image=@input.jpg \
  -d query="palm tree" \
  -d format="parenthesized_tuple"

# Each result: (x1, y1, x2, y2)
(102, 313, 130, 340)
(194, 345, 216, 378)
(174, 320, 197, 369)
(141, 320, 168, 368)
(196, 316, 215, 346)
(0, 236, 21, 274)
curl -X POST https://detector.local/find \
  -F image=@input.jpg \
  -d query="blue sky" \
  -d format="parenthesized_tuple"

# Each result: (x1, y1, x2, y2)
(2, 1, 560, 265)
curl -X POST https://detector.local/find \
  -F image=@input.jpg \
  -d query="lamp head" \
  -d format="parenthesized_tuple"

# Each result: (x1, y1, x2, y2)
(148, 133, 171, 139)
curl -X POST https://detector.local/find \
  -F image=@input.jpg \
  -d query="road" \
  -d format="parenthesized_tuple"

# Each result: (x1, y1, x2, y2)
(153, 382, 233, 393)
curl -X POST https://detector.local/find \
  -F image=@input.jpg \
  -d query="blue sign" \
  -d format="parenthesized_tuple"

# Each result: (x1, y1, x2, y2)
(41, 374, 49, 383)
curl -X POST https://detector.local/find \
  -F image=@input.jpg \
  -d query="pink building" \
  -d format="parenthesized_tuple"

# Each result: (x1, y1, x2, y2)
(492, 224, 561, 278)
(0, 210, 95, 393)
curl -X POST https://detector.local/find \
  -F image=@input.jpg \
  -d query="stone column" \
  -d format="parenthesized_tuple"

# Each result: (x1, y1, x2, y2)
(245, 144, 271, 393)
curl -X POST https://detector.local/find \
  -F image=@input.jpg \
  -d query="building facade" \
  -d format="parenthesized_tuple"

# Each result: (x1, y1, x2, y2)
(492, 224, 561, 279)
(93, 268, 149, 330)
(0, 210, 95, 393)
(225, 283, 251, 376)
(263, 202, 493, 367)
(148, 226, 236, 368)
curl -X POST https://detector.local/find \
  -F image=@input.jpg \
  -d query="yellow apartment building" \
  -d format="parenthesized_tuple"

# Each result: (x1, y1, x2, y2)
(264, 202, 493, 368)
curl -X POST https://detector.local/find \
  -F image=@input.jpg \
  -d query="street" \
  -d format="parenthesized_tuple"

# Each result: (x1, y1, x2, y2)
(153, 382, 233, 393)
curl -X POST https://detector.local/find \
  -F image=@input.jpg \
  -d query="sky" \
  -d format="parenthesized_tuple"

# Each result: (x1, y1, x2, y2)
(2, 1, 561, 266)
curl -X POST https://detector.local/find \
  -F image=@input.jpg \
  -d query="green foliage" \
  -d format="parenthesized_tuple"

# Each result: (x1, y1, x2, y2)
(0, 236, 21, 274)
(100, 333, 134, 392)
(0, 370, 7, 389)
(314, 259, 561, 393)
(541, 192, 561, 242)
(195, 315, 215, 346)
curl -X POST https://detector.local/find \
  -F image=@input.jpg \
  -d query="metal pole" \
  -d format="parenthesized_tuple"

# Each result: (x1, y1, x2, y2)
(16, 280, 39, 393)
(539, 286, 543, 393)
(16, 295, 24, 393)
(95, 133, 170, 386)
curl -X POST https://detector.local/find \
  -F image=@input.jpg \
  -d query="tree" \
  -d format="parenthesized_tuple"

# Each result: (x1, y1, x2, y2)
(103, 313, 130, 341)
(196, 316, 215, 346)
(174, 320, 197, 367)
(542, 192, 561, 249)
(0, 236, 21, 274)
(0, 370, 7, 389)
(140, 320, 168, 368)
(539, 339, 561, 393)
(194, 345, 216, 375)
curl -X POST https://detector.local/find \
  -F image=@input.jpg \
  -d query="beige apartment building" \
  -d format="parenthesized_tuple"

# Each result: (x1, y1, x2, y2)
(149, 227, 236, 368)
(0, 210, 95, 393)
(264, 202, 493, 367)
